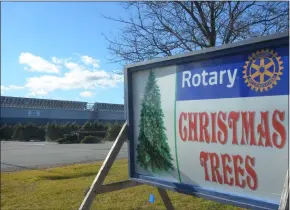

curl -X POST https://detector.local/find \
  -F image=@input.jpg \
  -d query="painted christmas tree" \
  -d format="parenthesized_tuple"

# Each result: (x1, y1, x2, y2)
(136, 70, 174, 173)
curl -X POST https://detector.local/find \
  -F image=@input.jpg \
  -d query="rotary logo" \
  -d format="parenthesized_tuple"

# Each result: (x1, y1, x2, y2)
(243, 49, 283, 92)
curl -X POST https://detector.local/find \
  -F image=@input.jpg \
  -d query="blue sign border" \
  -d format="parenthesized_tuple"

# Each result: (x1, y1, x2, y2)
(124, 32, 289, 210)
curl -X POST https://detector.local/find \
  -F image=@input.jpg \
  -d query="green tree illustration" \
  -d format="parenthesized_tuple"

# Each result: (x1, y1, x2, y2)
(136, 70, 174, 173)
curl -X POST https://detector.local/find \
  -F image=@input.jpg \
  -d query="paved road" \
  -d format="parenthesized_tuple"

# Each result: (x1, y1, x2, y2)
(1, 141, 128, 172)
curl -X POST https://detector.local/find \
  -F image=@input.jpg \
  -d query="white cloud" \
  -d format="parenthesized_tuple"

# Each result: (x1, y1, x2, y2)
(27, 89, 48, 97)
(64, 61, 84, 72)
(51, 57, 63, 64)
(1, 85, 25, 94)
(6, 85, 25, 90)
(25, 65, 121, 95)
(81, 55, 100, 68)
(19, 52, 59, 73)
(8, 53, 123, 97)
(80, 91, 94, 98)
(51, 57, 71, 65)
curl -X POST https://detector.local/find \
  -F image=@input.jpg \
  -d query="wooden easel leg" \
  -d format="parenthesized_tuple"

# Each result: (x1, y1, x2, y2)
(279, 169, 289, 210)
(158, 188, 175, 210)
(79, 122, 175, 210)
(79, 123, 127, 210)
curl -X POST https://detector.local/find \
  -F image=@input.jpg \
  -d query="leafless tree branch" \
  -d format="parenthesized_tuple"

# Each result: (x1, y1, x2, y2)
(102, 1, 289, 65)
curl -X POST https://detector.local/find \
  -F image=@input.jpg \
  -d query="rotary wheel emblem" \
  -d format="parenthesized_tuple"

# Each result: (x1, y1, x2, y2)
(243, 49, 283, 92)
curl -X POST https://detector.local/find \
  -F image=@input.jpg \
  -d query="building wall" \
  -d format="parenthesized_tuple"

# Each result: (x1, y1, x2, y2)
(98, 110, 125, 121)
(0, 118, 90, 125)
(1, 107, 97, 119)
(0, 107, 125, 125)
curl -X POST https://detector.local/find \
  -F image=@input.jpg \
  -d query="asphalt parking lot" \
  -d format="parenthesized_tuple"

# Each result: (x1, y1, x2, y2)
(1, 141, 128, 172)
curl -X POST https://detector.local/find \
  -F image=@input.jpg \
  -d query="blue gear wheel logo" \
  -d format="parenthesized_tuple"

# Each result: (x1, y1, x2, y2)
(243, 49, 283, 92)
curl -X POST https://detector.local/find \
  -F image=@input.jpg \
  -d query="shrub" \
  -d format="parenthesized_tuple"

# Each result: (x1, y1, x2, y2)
(70, 122, 81, 130)
(11, 124, 45, 141)
(61, 122, 72, 134)
(76, 121, 107, 140)
(56, 138, 67, 144)
(81, 121, 106, 132)
(0, 124, 14, 140)
(81, 136, 102, 144)
(81, 121, 93, 131)
(56, 134, 80, 144)
(25, 124, 45, 141)
(78, 131, 106, 140)
(103, 122, 111, 130)
(95, 121, 106, 131)
(63, 134, 80, 144)
(61, 122, 80, 135)
(45, 122, 64, 141)
(12, 125, 27, 141)
(106, 123, 126, 141)
(33, 125, 45, 141)
(46, 122, 82, 142)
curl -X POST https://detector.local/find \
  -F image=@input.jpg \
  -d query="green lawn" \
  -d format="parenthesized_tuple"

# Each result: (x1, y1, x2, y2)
(1, 159, 244, 210)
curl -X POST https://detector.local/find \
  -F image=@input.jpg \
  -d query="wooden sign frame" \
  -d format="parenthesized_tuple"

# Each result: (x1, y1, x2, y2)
(79, 32, 289, 210)
(79, 122, 174, 210)
(79, 122, 289, 210)
(278, 169, 289, 210)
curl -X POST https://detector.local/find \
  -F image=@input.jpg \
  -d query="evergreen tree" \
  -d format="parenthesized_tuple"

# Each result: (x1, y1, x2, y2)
(12, 123, 26, 141)
(82, 121, 91, 131)
(106, 122, 122, 141)
(136, 70, 174, 173)
(70, 122, 80, 131)
(45, 122, 63, 141)
(0, 124, 14, 140)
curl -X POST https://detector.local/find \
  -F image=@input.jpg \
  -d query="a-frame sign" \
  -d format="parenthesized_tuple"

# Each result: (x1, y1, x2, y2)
(80, 32, 289, 210)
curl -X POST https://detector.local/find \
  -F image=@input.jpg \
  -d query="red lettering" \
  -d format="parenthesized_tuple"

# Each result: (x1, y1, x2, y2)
(188, 113, 198, 141)
(241, 111, 257, 146)
(211, 113, 217, 143)
(199, 112, 210, 143)
(245, 156, 258, 190)
(200, 151, 210, 181)
(179, 109, 286, 151)
(233, 155, 246, 188)
(257, 111, 272, 147)
(217, 112, 228, 144)
(272, 110, 286, 149)
(228, 111, 240, 145)
(201, 152, 258, 191)
(209, 152, 223, 184)
(221, 154, 234, 186)
(179, 112, 187, 141)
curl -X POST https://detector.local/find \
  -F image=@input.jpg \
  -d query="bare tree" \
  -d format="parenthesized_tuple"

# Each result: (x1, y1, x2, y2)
(102, 1, 289, 64)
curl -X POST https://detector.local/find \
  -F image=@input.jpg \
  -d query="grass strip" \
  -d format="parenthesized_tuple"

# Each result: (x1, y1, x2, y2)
(1, 159, 244, 210)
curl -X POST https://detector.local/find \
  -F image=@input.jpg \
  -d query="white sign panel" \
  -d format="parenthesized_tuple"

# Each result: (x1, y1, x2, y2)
(126, 34, 289, 210)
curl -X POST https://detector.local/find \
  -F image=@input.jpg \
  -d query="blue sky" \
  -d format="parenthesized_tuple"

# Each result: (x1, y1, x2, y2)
(1, 2, 128, 104)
